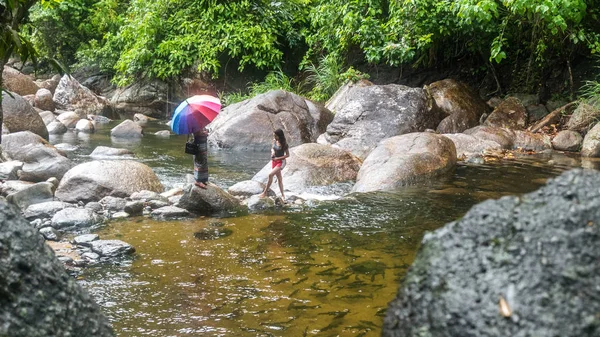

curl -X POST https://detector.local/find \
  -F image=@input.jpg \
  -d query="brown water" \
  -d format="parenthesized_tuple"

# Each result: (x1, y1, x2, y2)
(53, 122, 589, 336)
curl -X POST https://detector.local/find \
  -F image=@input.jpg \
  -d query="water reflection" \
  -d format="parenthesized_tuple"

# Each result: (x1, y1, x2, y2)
(61, 122, 585, 336)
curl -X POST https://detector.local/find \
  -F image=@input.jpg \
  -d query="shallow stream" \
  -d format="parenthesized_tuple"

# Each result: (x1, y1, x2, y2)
(50, 121, 589, 336)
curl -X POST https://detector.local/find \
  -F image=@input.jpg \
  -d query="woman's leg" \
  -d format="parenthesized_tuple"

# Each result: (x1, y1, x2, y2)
(275, 170, 285, 201)
(260, 166, 281, 197)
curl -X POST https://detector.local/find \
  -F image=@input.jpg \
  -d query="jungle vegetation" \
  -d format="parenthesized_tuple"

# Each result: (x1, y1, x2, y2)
(7, 0, 600, 104)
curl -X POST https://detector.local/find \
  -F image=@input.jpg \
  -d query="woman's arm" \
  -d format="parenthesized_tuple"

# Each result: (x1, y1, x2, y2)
(275, 148, 290, 161)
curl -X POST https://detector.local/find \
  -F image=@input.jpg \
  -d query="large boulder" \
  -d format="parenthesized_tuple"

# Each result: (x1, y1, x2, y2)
(209, 90, 333, 151)
(428, 79, 489, 133)
(2, 66, 39, 96)
(55, 160, 163, 203)
(110, 119, 143, 138)
(252, 143, 362, 194)
(0, 202, 114, 337)
(464, 126, 515, 149)
(2, 91, 49, 140)
(177, 183, 242, 215)
(551, 130, 583, 152)
(5, 182, 55, 211)
(443, 133, 502, 160)
(383, 169, 600, 337)
(318, 83, 443, 160)
(483, 97, 528, 130)
(0, 131, 73, 182)
(53, 75, 111, 116)
(566, 103, 600, 133)
(34, 88, 55, 112)
(352, 133, 456, 193)
(110, 80, 170, 119)
(581, 122, 600, 157)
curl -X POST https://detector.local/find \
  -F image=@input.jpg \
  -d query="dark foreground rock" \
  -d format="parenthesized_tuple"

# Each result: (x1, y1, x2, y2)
(0, 201, 114, 337)
(383, 169, 600, 337)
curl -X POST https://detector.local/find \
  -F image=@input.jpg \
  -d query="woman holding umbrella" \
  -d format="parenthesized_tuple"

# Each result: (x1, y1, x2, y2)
(193, 127, 209, 189)
(170, 95, 221, 189)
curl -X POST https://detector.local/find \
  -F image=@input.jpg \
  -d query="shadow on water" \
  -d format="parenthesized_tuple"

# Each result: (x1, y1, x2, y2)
(63, 122, 586, 336)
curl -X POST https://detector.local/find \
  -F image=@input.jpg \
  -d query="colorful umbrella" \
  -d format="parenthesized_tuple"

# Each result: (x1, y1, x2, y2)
(170, 95, 221, 134)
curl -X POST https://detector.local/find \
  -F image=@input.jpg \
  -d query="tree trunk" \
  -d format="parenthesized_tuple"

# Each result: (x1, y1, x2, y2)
(0, 60, 4, 144)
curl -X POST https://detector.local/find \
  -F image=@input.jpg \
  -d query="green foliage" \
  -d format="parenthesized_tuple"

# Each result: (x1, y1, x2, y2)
(579, 55, 600, 107)
(303, 55, 369, 102)
(221, 69, 301, 105)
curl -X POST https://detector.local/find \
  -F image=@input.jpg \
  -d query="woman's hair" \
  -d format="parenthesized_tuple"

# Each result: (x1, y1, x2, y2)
(274, 128, 288, 150)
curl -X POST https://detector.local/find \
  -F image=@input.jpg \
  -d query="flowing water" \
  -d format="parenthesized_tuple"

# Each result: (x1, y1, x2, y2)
(50, 121, 590, 336)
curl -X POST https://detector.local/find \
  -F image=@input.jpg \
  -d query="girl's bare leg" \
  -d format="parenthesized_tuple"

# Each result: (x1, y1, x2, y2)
(275, 171, 285, 201)
(259, 167, 281, 197)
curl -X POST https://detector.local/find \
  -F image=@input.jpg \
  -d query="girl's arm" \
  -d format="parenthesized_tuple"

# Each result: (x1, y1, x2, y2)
(275, 148, 290, 161)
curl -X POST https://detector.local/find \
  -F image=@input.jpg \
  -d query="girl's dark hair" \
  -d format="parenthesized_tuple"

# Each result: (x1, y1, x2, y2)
(274, 129, 288, 150)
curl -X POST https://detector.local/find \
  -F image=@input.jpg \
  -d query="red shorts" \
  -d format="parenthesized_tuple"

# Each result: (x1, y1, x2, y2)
(272, 159, 286, 169)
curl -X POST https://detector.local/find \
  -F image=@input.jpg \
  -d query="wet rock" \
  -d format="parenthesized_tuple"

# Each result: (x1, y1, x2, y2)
(55, 160, 163, 203)
(551, 130, 583, 152)
(0, 202, 114, 337)
(47, 121, 68, 135)
(352, 133, 456, 193)
(150, 206, 190, 219)
(155, 130, 171, 137)
(39, 226, 61, 241)
(90, 239, 135, 257)
(75, 119, 95, 133)
(124, 200, 144, 216)
(51, 208, 104, 229)
(110, 119, 143, 138)
(194, 227, 234, 240)
(245, 194, 277, 211)
(89, 146, 134, 159)
(23, 201, 76, 221)
(73, 234, 100, 246)
(383, 169, 600, 337)
(177, 183, 242, 216)
(483, 97, 528, 129)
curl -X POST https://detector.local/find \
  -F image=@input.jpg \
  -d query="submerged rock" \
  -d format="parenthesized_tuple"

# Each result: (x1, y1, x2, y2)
(383, 169, 600, 337)
(177, 183, 242, 216)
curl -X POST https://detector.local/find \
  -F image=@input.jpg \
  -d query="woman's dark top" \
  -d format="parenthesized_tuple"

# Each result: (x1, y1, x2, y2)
(273, 142, 286, 157)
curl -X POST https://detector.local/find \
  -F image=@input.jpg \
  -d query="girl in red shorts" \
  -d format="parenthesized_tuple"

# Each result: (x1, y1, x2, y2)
(259, 129, 289, 201)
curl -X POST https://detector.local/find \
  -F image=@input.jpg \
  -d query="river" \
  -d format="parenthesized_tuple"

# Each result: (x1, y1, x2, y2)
(49, 120, 587, 336)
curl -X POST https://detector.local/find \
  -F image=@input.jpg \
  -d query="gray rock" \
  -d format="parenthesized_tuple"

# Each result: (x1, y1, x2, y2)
(150, 206, 190, 219)
(0, 202, 114, 337)
(84, 202, 104, 213)
(53, 143, 78, 152)
(552, 130, 583, 152)
(110, 80, 170, 118)
(566, 103, 600, 133)
(98, 196, 128, 212)
(209, 90, 333, 151)
(124, 200, 144, 216)
(75, 119, 95, 133)
(51, 208, 103, 229)
(443, 133, 502, 160)
(147, 199, 170, 209)
(352, 133, 457, 193)
(23, 201, 76, 221)
(383, 169, 600, 337)
(55, 160, 163, 203)
(90, 239, 135, 257)
(110, 119, 143, 138)
(56, 111, 81, 128)
(39, 110, 57, 125)
(245, 194, 277, 211)
(72, 234, 100, 246)
(318, 83, 443, 159)
(464, 125, 516, 149)
(82, 252, 100, 261)
(39, 226, 61, 241)
(1, 131, 73, 182)
(2, 90, 49, 140)
(0, 180, 34, 197)
(177, 183, 242, 216)
(228, 180, 266, 197)
(111, 211, 130, 219)
(90, 146, 134, 159)
(581, 122, 600, 157)
(6, 182, 55, 211)
(130, 190, 169, 203)
(252, 143, 362, 194)
(53, 74, 111, 115)
(0, 160, 23, 180)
